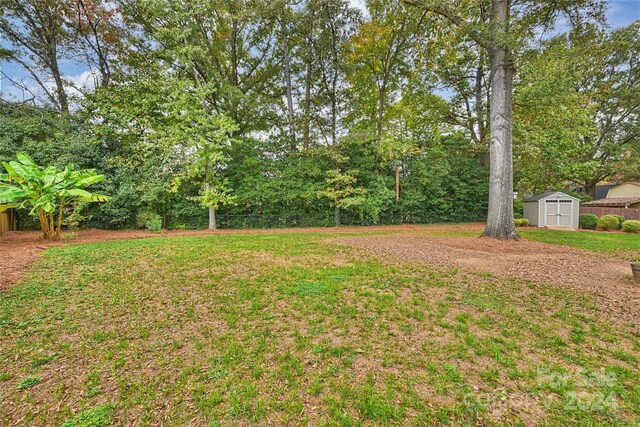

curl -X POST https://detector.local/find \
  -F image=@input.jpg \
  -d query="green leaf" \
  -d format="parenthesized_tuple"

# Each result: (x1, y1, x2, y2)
(75, 175, 105, 187)
(16, 152, 36, 166)
(64, 189, 93, 198)
(43, 167, 59, 186)
(0, 185, 29, 203)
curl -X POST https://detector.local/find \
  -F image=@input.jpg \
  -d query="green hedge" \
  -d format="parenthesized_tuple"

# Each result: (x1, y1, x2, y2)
(579, 213, 598, 229)
(613, 215, 626, 229)
(621, 220, 640, 233)
(597, 215, 620, 231)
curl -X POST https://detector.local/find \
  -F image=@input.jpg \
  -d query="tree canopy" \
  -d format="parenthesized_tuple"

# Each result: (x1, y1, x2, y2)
(1, 0, 637, 233)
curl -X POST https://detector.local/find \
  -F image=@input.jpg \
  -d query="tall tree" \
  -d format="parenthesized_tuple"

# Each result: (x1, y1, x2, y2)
(119, 0, 282, 136)
(0, 0, 71, 112)
(513, 22, 640, 196)
(570, 22, 640, 197)
(64, 0, 122, 89)
(347, 0, 427, 204)
(310, 0, 362, 146)
(403, 0, 605, 239)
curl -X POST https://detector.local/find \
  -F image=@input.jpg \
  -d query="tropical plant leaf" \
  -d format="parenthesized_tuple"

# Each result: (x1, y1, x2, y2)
(43, 166, 59, 186)
(75, 175, 105, 187)
(16, 152, 37, 166)
(64, 188, 93, 198)
(0, 185, 29, 202)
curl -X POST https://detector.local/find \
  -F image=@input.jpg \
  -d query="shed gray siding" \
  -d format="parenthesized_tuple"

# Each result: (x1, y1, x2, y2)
(523, 201, 539, 226)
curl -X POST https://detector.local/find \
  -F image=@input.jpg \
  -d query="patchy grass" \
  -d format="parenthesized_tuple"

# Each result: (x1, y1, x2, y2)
(521, 229, 640, 261)
(1, 231, 639, 425)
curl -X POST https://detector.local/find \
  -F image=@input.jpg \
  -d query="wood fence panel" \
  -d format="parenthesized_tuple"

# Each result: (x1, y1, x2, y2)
(0, 211, 9, 235)
(580, 206, 640, 220)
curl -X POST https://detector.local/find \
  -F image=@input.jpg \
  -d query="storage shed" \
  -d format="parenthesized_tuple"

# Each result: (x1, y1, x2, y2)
(523, 191, 580, 228)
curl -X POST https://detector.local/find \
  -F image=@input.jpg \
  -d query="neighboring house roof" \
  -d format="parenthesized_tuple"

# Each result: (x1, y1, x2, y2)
(523, 191, 579, 202)
(572, 184, 634, 200)
(583, 197, 640, 207)
(595, 184, 617, 200)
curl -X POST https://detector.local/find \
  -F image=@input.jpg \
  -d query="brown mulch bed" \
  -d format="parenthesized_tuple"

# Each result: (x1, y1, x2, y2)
(333, 233, 640, 326)
(0, 224, 462, 291)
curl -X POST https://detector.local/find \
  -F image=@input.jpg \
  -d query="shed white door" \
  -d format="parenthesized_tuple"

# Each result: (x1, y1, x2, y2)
(545, 199, 573, 226)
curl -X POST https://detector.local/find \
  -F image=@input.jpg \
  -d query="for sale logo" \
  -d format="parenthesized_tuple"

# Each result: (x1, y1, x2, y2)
(537, 367, 618, 412)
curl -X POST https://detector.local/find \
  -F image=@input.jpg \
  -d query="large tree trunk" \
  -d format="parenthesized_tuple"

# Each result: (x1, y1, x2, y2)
(281, 19, 296, 150)
(209, 207, 216, 230)
(482, 3, 518, 240)
(395, 164, 400, 204)
(334, 206, 340, 227)
(584, 180, 598, 199)
(303, 6, 314, 150)
(474, 50, 486, 144)
(50, 55, 69, 114)
(375, 82, 387, 175)
(303, 47, 312, 150)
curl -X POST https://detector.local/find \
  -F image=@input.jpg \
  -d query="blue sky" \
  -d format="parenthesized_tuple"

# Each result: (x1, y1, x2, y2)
(607, 0, 640, 27)
(1, 0, 639, 102)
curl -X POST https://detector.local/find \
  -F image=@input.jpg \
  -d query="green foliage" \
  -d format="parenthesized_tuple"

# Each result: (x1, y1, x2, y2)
(17, 376, 41, 390)
(622, 220, 640, 234)
(145, 215, 164, 233)
(515, 218, 529, 227)
(515, 23, 640, 192)
(578, 214, 598, 230)
(66, 201, 92, 230)
(597, 215, 620, 231)
(568, 191, 592, 204)
(613, 215, 626, 229)
(61, 404, 114, 427)
(0, 153, 108, 240)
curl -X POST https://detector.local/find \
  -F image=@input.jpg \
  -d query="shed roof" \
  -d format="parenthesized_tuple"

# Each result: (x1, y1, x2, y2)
(523, 191, 579, 202)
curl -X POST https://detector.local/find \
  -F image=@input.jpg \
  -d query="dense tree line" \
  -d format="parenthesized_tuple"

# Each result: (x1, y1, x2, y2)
(1, 0, 638, 233)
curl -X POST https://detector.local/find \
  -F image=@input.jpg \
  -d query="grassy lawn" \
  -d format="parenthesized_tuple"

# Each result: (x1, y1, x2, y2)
(1, 232, 639, 425)
(521, 229, 640, 261)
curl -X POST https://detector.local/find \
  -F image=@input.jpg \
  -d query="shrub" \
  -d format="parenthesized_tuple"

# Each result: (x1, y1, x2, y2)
(145, 215, 163, 233)
(514, 218, 529, 227)
(579, 213, 598, 229)
(66, 201, 91, 230)
(513, 212, 523, 219)
(622, 220, 640, 233)
(597, 215, 620, 231)
(613, 215, 626, 229)
(0, 153, 108, 240)
(136, 210, 157, 229)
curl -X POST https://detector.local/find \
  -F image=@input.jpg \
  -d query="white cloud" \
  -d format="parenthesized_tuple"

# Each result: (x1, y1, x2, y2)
(65, 70, 100, 95)
(348, 0, 369, 17)
(1, 69, 99, 109)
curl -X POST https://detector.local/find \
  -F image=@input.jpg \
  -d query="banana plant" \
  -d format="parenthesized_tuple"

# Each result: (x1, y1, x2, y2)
(0, 153, 109, 240)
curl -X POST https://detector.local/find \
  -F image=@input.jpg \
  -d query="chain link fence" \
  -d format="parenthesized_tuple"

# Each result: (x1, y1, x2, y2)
(215, 211, 487, 229)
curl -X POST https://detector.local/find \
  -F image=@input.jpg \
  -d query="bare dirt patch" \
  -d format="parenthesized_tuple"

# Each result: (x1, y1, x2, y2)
(332, 233, 640, 326)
